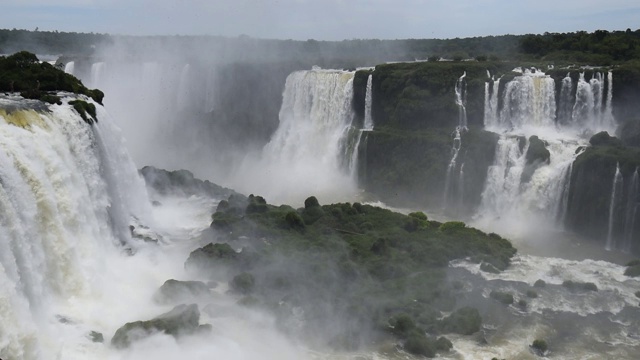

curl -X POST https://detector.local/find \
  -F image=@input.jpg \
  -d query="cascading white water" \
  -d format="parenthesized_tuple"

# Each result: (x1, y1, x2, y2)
(558, 73, 573, 125)
(604, 71, 615, 127)
(591, 72, 604, 117)
(623, 167, 639, 252)
(496, 69, 556, 130)
(0, 95, 152, 359)
(90, 62, 106, 89)
(444, 72, 468, 211)
(363, 74, 374, 131)
(476, 68, 590, 236)
(455, 72, 468, 129)
(64, 61, 75, 75)
(233, 69, 359, 204)
(606, 163, 623, 251)
(484, 76, 500, 128)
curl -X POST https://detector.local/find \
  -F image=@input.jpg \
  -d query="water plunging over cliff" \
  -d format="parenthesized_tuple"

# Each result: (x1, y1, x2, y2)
(233, 69, 360, 203)
(363, 74, 374, 131)
(63, 61, 75, 75)
(444, 73, 467, 212)
(0, 96, 152, 359)
(606, 163, 624, 251)
(475, 68, 603, 236)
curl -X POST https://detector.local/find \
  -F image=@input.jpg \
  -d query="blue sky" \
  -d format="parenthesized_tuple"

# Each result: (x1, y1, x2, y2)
(2, 0, 638, 40)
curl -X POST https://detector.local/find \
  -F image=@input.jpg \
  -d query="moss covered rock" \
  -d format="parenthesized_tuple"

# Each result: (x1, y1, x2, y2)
(111, 304, 204, 349)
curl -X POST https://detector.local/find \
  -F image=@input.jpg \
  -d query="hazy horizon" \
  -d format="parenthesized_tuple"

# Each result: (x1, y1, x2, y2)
(1, 0, 638, 41)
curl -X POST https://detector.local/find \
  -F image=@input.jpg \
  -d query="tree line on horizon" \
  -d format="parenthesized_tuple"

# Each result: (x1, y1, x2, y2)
(0, 28, 638, 65)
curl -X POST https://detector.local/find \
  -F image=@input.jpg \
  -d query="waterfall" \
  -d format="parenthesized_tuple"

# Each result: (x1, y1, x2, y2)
(443, 127, 463, 209)
(176, 64, 191, 110)
(572, 73, 595, 127)
(498, 69, 556, 129)
(478, 136, 526, 216)
(455, 72, 468, 129)
(444, 72, 468, 211)
(606, 163, 623, 251)
(363, 74, 374, 131)
(623, 168, 639, 252)
(590, 72, 604, 118)
(604, 71, 615, 128)
(241, 69, 358, 203)
(63, 61, 75, 75)
(90, 62, 106, 89)
(0, 95, 151, 359)
(557, 73, 573, 125)
(484, 76, 500, 128)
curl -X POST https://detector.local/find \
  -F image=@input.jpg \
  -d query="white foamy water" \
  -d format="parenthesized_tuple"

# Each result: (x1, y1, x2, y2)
(231, 68, 361, 205)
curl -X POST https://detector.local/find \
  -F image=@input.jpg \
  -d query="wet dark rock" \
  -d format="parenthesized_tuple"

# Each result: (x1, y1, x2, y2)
(154, 279, 211, 304)
(111, 304, 203, 349)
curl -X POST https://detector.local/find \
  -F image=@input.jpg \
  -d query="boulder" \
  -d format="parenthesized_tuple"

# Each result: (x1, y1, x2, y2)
(111, 304, 203, 349)
(154, 279, 211, 304)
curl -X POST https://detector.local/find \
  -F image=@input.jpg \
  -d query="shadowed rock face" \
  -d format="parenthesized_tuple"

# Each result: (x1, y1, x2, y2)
(111, 304, 210, 349)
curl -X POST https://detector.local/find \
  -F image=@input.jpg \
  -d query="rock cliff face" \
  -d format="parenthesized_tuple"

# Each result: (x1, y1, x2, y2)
(353, 60, 640, 251)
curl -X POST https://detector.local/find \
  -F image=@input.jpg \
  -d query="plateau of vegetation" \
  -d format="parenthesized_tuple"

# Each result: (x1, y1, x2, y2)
(186, 194, 516, 356)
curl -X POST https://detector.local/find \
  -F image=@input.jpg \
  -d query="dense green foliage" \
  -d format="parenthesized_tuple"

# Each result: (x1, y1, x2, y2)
(0, 51, 104, 104)
(520, 29, 640, 64)
(186, 195, 515, 354)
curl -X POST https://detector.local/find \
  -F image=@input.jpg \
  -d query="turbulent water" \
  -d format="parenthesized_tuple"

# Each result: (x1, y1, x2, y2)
(0, 96, 310, 360)
(49, 59, 639, 359)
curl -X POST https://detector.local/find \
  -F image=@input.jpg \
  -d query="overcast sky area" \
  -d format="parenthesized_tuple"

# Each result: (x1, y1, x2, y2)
(2, 0, 639, 40)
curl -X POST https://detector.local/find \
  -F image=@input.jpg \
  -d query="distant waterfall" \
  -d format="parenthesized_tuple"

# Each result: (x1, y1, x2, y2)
(63, 61, 75, 75)
(90, 62, 106, 89)
(444, 72, 467, 212)
(497, 69, 556, 129)
(604, 71, 615, 127)
(363, 74, 374, 131)
(484, 75, 500, 128)
(557, 73, 573, 125)
(247, 69, 359, 203)
(455, 72, 468, 129)
(623, 168, 639, 252)
(0, 96, 151, 359)
(477, 68, 592, 232)
(606, 164, 624, 251)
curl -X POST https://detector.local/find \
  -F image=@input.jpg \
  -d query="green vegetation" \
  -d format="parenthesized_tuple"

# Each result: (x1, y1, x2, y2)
(0, 51, 104, 105)
(531, 339, 548, 355)
(186, 195, 515, 354)
(68, 99, 97, 124)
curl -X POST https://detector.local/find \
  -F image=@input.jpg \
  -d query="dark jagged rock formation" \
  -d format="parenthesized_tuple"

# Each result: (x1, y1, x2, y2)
(139, 166, 238, 199)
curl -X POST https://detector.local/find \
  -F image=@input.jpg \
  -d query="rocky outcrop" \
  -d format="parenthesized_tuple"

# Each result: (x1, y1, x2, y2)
(111, 304, 210, 349)
(566, 132, 640, 249)
(139, 166, 237, 198)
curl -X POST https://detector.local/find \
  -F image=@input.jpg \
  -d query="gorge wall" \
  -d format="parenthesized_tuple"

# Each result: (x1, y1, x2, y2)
(353, 61, 640, 252)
